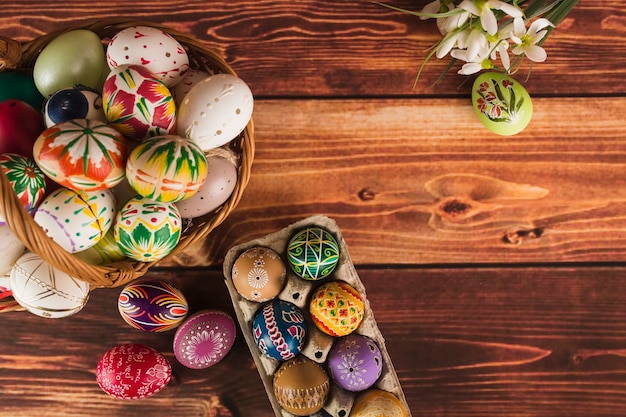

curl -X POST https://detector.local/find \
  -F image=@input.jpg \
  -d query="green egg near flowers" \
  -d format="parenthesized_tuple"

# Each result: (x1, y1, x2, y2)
(33, 29, 105, 97)
(0, 72, 45, 110)
(471, 71, 533, 136)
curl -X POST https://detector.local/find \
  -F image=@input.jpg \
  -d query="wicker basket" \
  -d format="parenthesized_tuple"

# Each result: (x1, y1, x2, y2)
(0, 19, 255, 310)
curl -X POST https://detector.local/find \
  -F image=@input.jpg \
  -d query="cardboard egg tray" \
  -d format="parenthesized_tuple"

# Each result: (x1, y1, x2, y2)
(223, 214, 412, 417)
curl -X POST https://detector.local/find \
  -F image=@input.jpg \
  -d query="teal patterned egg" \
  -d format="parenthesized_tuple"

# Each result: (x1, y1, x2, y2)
(114, 196, 181, 262)
(472, 72, 533, 136)
(286, 227, 339, 280)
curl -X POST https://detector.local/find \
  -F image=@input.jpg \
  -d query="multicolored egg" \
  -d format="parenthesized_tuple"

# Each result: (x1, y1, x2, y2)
(33, 119, 129, 191)
(272, 355, 330, 416)
(34, 187, 116, 253)
(252, 299, 307, 361)
(125, 135, 208, 202)
(173, 310, 236, 369)
(106, 26, 189, 87)
(287, 227, 339, 280)
(118, 279, 188, 332)
(309, 281, 365, 337)
(103, 64, 176, 141)
(9, 251, 90, 318)
(96, 343, 171, 400)
(232, 247, 287, 302)
(73, 228, 127, 265)
(351, 389, 407, 417)
(43, 86, 106, 128)
(176, 73, 253, 152)
(114, 195, 181, 262)
(0, 153, 46, 224)
(327, 334, 383, 392)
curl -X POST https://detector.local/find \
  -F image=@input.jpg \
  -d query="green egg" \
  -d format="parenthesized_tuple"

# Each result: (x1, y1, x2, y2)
(472, 72, 533, 136)
(33, 29, 105, 97)
(0, 72, 45, 110)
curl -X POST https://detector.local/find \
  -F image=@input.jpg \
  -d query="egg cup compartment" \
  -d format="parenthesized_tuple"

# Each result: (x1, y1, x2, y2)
(223, 214, 412, 417)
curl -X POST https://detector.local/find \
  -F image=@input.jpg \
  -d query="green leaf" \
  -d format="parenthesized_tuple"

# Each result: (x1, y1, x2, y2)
(492, 79, 506, 102)
(515, 96, 525, 113)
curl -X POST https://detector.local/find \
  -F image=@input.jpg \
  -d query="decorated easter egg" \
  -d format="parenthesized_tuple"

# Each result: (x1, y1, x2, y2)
(118, 279, 188, 332)
(176, 73, 253, 151)
(96, 343, 171, 400)
(232, 247, 287, 302)
(175, 155, 237, 218)
(351, 389, 407, 417)
(0, 225, 25, 276)
(125, 135, 208, 202)
(74, 228, 126, 265)
(34, 187, 116, 253)
(171, 68, 213, 105)
(0, 153, 46, 225)
(33, 29, 106, 97)
(0, 71, 45, 110)
(107, 25, 190, 87)
(0, 99, 45, 157)
(327, 334, 383, 392)
(309, 281, 364, 337)
(272, 355, 330, 416)
(33, 119, 129, 191)
(44, 87, 106, 128)
(9, 252, 90, 318)
(103, 64, 176, 141)
(472, 72, 533, 136)
(114, 196, 181, 262)
(287, 227, 339, 280)
(252, 299, 307, 361)
(173, 309, 236, 369)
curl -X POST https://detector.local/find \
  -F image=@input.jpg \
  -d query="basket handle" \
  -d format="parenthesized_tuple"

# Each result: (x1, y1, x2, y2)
(0, 36, 22, 70)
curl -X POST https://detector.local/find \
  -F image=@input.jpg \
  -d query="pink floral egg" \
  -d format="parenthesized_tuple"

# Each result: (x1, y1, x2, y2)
(96, 343, 171, 400)
(103, 64, 176, 141)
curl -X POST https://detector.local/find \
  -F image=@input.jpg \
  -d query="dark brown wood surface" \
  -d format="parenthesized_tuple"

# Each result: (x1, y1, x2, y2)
(1, 1, 626, 416)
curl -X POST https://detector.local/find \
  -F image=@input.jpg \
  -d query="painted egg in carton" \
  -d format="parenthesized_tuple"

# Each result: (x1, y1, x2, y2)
(223, 214, 412, 417)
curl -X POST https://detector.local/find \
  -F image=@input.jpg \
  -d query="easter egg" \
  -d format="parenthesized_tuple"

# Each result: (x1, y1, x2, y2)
(9, 252, 90, 318)
(118, 279, 188, 332)
(114, 196, 181, 262)
(173, 310, 236, 369)
(232, 247, 287, 302)
(176, 73, 253, 151)
(252, 299, 307, 361)
(327, 334, 383, 392)
(103, 64, 176, 141)
(0, 72, 45, 110)
(34, 187, 116, 253)
(175, 155, 237, 218)
(33, 119, 129, 191)
(125, 135, 208, 202)
(106, 25, 190, 87)
(287, 227, 339, 280)
(472, 72, 533, 136)
(33, 29, 105, 97)
(309, 281, 365, 337)
(0, 153, 46, 225)
(0, 99, 45, 157)
(74, 228, 126, 265)
(43, 86, 105, 128)
(272, 355, 330, 416)
(0, 225, 26, 276)
(96, 343, 171, 400)
(351, 389, 407, 417)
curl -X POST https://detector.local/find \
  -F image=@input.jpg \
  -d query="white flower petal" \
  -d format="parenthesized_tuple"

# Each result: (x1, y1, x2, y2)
(524, 45, 548, 62)
(467, 29, 488, 61)
(458, 62, 483, 75)
(459, 0, 481, 16)
(436, 33, 460, 58)
(491, 0, 524, 18)
(480, 7, 498, 35)
(528, 18, 555, 35)
(512, 17, 526, 37)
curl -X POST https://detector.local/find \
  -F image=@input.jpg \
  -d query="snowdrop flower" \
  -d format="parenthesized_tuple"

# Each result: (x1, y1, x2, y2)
(451, 46, 494, 75)
(510, 17, 555, 62)
(436, 27, 470, 59)
(459, 0, 523, 35)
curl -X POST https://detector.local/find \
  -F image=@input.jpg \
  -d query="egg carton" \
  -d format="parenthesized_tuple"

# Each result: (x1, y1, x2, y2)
(223, 214, 412, 417)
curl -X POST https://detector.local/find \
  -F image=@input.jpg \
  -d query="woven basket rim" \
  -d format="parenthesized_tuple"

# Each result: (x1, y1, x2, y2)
(0, 19, 255, 291)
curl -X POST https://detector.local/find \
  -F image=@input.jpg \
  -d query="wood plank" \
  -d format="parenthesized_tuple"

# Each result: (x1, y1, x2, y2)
(3, 266, 626, 416)
(0, 0, 624, 96)
(169, 96, 626, 267)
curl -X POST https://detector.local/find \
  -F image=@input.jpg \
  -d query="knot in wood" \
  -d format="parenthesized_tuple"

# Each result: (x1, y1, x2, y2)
(357, 187, 376, 201)
(436, 198, 475, 221)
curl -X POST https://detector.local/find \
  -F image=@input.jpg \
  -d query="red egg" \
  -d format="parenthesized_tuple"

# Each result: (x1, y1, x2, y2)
(0, 99, 45, 157)
(96, 343, 171, 400)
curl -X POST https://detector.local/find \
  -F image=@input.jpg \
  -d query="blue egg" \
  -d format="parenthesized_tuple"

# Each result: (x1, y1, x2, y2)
(44, 86, 105, 128)
(252, 299, 307, 361)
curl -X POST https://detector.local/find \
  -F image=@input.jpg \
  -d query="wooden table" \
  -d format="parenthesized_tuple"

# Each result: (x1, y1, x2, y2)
(1, 1, 626, 416)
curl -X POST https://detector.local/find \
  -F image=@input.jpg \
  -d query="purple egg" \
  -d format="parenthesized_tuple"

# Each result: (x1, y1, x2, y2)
(327, 334, 383, 392)
(252, 299, 307, 361)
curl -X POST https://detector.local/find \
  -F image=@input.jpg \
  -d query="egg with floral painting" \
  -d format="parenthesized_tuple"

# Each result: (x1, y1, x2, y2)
(0, 153, 46, 224)
(103, 64, 176, 141)
(125, 135, 208, 203)
(34, 187, 116, 253)
(33, 119, 129, 191)
(232, 246, 286, 302)
(114, 195, 181, 262)
(472, 72, 533, 136)
(327, 334, 383, 392)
